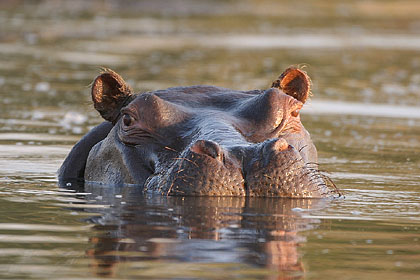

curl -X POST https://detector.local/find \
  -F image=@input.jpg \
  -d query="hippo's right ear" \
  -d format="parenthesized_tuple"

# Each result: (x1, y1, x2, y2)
(91, 69, 134, 124)
(271, 67, 311, 104)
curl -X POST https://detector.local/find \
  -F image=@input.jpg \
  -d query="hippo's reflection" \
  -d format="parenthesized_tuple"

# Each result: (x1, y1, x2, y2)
(78, 184, 327, 279)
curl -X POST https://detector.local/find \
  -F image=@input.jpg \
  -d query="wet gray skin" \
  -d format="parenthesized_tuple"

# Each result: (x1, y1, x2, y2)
(59, 67, 339, 197)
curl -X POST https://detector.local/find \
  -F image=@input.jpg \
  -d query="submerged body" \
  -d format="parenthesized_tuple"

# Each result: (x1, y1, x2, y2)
(59, 67, 338, 197)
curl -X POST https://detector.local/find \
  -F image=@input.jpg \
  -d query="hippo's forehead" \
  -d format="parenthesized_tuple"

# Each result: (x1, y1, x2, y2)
(136, 85, 262, 110)
(118, 85, 304, 147)
(120, 86, 256, 142)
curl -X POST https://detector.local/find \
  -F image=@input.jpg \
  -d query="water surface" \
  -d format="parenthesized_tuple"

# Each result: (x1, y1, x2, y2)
(0, 1, 419, 279)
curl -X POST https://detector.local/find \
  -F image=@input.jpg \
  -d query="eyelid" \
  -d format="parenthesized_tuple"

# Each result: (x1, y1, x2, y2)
(121, 107, 138, 120)
(121, 107, 132, 114)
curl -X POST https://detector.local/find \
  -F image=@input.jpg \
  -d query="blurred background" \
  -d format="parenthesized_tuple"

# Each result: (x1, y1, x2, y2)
(0, 1, 419, 279)
(1, 0, 420, 124)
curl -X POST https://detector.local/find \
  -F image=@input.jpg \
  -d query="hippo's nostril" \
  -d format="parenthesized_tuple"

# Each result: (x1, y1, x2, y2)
(263, 138, 289, 155)
(260, 138, 290, 167)
(190, 140, 224, 162)
(272, 138, 289, 152)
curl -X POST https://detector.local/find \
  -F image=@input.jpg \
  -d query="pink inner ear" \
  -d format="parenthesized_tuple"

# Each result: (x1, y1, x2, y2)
(92, 77, 104, 103)
(272, 67, 311, 104)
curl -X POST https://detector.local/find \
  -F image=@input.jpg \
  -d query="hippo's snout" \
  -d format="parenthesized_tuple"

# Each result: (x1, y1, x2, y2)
(150, 140, 245, 196)
(244, 139, 328, 197)
(146, 138, 333, 198)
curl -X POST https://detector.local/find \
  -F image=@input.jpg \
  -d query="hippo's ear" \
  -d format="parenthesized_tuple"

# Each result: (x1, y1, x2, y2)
(91, 69, 133, 123)
(271, 67, 311, 103)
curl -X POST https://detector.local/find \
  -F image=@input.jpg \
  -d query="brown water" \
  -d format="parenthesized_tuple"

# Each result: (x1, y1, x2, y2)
(0, 1, 419, 279)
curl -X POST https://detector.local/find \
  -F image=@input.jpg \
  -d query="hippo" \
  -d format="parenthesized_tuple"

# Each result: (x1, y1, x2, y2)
(58, 67, 339, 197)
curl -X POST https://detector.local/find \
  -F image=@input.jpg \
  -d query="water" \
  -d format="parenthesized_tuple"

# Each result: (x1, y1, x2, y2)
(1, 0, 420, 279)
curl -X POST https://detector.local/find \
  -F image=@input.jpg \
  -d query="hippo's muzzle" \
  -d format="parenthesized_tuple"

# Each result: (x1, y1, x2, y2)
(148, 138, 332, 198)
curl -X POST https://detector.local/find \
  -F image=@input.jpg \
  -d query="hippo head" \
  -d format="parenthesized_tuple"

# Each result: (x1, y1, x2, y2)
(59, 67, 340, 198)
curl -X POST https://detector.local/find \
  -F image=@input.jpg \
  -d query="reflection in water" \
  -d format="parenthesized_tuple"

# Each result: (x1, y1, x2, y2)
(79, 184, 327, 279)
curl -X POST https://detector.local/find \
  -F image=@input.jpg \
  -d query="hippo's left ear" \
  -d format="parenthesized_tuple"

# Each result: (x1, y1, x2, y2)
(271, 67, 311, 104)
(91, 69, 134, 124)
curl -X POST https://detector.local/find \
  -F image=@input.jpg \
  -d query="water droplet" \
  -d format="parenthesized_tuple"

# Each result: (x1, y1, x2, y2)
(35, 82, 50, 92)
(22, 83, 31, 91)
(48, 128, 57, 134)
(394, 261, 402, 267)
(62, 111, 87, 125)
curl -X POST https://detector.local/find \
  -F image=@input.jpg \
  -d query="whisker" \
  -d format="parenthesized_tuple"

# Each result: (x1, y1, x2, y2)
(319, 173, 342, 197)
(166, 176, 177, 196)
(299, 145, 308, 153)
(165, 146, 179, 153)
(172, 157, 199, 168)
(305, 162, 320, 167)
(300, 166, 342, 198)
(306, 161, 319, 165)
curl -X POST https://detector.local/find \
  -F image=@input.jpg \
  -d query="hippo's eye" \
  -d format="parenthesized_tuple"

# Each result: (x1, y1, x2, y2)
(122, 113, 134, 127)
